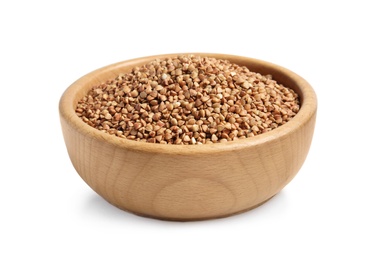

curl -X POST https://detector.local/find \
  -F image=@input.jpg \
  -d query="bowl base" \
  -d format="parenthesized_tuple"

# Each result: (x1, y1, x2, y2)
(108, 195, 276, 222)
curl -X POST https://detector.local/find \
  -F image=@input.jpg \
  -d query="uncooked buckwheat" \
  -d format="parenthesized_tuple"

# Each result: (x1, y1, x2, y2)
(76, 55, 300, 144)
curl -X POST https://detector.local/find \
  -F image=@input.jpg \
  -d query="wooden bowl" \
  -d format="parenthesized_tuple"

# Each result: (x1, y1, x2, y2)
(59, 53, 317, 221)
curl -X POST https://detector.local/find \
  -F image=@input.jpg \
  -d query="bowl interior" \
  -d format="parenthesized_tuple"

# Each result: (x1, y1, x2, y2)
(60, 53, 317, 154)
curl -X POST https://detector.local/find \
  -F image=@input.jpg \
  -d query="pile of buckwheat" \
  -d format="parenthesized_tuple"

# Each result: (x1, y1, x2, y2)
(76, 55, 300, 145)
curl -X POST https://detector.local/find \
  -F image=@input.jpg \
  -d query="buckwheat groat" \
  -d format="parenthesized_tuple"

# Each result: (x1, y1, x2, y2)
(76, 55, 300, 144)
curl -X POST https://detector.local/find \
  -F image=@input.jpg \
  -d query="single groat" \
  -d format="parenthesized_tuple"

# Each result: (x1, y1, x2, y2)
(75, 55, 300, 145)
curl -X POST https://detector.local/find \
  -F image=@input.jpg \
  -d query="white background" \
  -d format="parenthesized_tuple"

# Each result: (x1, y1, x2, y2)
(1, 0, 381, 259)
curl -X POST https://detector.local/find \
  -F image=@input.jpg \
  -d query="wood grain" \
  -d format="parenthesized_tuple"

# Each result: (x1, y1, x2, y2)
(59, 53, 317, 221)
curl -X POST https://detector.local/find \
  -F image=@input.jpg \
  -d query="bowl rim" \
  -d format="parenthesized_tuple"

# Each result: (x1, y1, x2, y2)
(59, 53, 317, 155)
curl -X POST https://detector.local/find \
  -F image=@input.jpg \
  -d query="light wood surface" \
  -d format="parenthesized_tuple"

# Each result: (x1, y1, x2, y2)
(59, 53, 317, 221)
